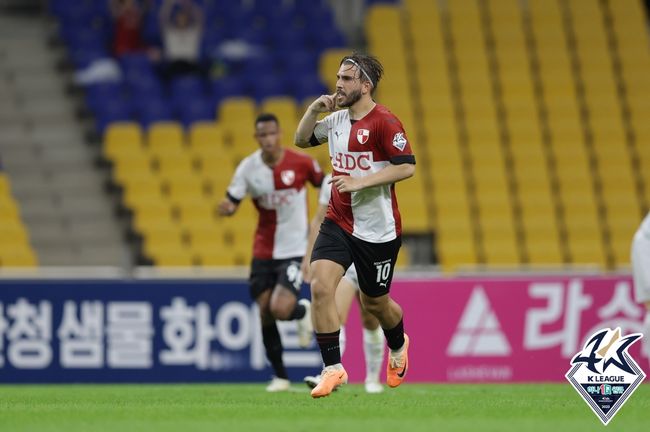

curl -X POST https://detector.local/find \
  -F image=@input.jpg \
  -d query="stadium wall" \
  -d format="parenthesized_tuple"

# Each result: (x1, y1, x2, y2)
(0, 275, 647, 383)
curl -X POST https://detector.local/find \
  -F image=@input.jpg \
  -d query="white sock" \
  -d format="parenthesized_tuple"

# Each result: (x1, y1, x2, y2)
(340, 325, 346, 357)
(363, 327, 385, 383)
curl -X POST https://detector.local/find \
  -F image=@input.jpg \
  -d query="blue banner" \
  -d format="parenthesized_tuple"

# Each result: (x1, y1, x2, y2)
(0, 280, 321, 383)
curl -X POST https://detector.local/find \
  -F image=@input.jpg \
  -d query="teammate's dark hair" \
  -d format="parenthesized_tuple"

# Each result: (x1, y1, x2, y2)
(339, 52, 384, 94)
(255, 113, 279, 126)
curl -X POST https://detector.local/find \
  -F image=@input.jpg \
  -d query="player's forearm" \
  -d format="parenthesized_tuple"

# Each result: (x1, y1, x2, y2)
(295, 109, 319, 148)
(358, 163, 415, 189)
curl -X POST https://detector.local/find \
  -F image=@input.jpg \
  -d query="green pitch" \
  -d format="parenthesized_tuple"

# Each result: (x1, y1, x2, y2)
(1, 383, 648, 432)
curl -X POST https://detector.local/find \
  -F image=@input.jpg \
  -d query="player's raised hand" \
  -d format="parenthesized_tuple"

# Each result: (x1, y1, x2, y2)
(330, 175, 363, 193)
(309, 93, 337, 113)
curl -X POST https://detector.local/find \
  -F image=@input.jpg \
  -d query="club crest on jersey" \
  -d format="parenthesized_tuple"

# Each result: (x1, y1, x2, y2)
(565, 327, 645, 425)
(357, 129, 370, 144)
(392, 132, 407, 151)
(280, 170, 295, 186)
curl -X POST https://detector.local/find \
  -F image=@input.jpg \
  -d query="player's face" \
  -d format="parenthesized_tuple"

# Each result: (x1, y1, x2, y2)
(254, 120, 281, 154)
(335, 63, 364, 108)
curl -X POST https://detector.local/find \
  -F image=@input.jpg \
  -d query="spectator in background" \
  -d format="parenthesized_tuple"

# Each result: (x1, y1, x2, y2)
(110, 0, 148, 57)
(159, 0, 204, 78)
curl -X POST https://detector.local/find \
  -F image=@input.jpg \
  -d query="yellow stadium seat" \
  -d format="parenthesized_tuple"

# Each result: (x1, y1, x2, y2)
(104, 122, 144, 161)
(147, 121, 185, 156)
(0, 246, 38, 267)
(174, 201, 216, 228)
(189, 122, 223, 155)
(154, 153, 196, 178)
(217, 97, 257, 125)
(112, 157, 154, 185)
(122, 178, 163, 209)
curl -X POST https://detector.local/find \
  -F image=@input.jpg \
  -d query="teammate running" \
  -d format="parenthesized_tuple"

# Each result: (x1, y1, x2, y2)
(219, 113, 324, 392)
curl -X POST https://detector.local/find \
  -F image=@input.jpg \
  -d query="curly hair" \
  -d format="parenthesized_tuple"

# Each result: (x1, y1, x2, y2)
(339, 52, 384, 94)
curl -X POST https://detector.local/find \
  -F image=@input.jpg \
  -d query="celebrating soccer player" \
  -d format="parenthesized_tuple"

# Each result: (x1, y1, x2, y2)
(295, 53, 415, 398)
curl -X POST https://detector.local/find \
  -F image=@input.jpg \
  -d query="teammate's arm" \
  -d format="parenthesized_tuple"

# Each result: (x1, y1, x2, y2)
(330, 162, 415, 193)
(218, 158, 247, 216)
(295, 94, 337, 148)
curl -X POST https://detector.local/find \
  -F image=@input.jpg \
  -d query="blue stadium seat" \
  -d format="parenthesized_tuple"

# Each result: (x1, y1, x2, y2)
(95, 98, 134, 134)
(211, 76, 246, 105)
(138, 98, 174, 128)
(293, 75, 328, 101)
(178, 97, 215, 128)
(251, 74, 288, 102)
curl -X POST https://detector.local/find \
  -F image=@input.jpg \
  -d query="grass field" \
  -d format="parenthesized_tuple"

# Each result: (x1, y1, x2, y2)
(1, 383, 648, 432)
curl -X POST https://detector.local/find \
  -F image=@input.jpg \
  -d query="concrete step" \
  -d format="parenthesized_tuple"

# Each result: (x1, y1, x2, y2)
(37, 244, 128, 266)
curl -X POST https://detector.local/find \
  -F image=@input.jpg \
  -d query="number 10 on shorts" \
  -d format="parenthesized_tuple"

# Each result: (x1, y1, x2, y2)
(375, 261, 391, 285)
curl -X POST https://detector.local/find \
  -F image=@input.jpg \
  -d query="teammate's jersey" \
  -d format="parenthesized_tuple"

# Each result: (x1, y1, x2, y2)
(227, 148, 323, 259)
(311, 104, 415, 243)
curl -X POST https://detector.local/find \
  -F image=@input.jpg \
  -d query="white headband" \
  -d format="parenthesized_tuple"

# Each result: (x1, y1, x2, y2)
(343, 58, 374, 88)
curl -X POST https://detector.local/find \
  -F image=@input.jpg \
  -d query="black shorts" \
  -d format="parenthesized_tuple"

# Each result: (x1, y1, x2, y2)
(249, 257, 303, 300)
(311, 218, 401, 297)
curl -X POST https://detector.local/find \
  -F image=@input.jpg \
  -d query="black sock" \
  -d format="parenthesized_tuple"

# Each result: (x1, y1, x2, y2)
(316, 330, 341, 366)
(262, 323, 288, 379)
(383, 318, 405, 351)
(289, 301, 306, 320)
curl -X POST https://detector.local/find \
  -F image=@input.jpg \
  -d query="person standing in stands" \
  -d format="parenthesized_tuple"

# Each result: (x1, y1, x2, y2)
(218, 113, 324, 392)
(295, 53, 415, 398)
(110, 0, 147, 57)
(159, 0, 204, 78)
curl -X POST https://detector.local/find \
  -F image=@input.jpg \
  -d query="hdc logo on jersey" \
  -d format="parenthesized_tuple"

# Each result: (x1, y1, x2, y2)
(280, 170, 295, 186)
(566, 328, 645, 425)
(332, 152, 372, 172)
(356, 129, 370, 144)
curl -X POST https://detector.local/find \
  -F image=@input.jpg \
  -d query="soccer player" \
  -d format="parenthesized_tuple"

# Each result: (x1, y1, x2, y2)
(302, 173, 385, 394)
(295, 53, 415, 398)
(218, 113, 324, 392)
(631, 211, 650, 367)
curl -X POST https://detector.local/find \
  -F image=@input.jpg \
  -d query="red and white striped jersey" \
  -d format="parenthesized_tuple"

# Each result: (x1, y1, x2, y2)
(311, 104, 415, 243)
(227, 148, 324, 259)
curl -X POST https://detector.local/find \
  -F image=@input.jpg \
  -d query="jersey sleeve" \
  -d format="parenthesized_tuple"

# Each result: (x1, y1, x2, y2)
(310, 115, 332, 146)
(379, 114, 416, 165)
(318, 174, 332, 205)
(225, 159, 248, 203)
(307, 157, 325, 187)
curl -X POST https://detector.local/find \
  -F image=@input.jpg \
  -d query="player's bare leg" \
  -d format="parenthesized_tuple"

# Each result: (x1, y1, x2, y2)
(309, 259, 348, 397)
(358, 293, 384, 393)
(256, 290, 290, 392)
(269, 284, 313, 348)
(360, 292, 409, 388)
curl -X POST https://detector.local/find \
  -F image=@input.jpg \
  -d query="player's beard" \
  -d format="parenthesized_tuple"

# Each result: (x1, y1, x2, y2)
(337, 88, 362, 108)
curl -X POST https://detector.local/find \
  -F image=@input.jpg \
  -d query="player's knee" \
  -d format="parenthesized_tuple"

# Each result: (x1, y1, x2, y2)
(361, 296, 386, 317)
(310, 276, 334, 303)
(269, 299, 293, 320)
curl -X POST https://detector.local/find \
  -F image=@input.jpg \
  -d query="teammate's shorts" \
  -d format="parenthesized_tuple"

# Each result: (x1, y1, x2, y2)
(249, 256, 303, 300)
(311, 218, 401, 297)
(343, 264, 359, 290)
(632, 229, 650, 303)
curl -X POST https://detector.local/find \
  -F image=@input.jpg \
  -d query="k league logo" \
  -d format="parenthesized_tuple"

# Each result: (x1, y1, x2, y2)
(565, 328, 645, 425)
